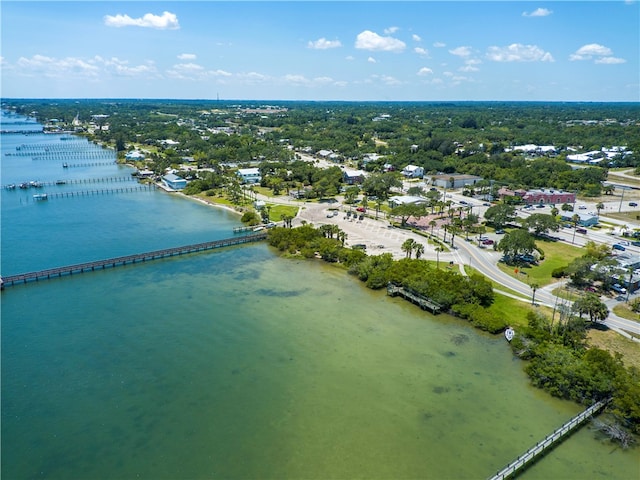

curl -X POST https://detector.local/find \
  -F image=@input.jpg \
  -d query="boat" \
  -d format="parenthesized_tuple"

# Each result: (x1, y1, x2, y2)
(33, 193, 48, 201)
(5, 184, 16, 190)
(504, 327, 515, 342)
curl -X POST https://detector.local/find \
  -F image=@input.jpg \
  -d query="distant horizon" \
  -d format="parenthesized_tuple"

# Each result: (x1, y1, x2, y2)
(3, 97, 639, 105)
(2, 2, 638, 102)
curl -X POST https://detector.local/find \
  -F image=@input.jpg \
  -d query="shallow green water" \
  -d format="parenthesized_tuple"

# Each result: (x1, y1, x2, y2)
(2, 244, 637, 479)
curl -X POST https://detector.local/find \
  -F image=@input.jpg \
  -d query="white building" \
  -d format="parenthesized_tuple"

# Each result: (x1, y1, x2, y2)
(237, 168, 261, 184)
(402, 165, 424, 178)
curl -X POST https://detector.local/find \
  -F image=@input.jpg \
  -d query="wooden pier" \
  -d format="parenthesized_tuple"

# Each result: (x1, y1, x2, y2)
(487, 398, 611, 480)
(233, 225, 258, 233)
(0, 232, 268, 290)
(387, 282, 441, 314)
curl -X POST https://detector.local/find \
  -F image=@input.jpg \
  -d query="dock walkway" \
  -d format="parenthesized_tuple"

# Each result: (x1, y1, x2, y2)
(387, 282, 441, 314)
(487, 398, 611, 480)
(1, 232, 267, 289)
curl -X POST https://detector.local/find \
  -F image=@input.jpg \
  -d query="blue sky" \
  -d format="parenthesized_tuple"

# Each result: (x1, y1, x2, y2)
(1, 1, 638, 101)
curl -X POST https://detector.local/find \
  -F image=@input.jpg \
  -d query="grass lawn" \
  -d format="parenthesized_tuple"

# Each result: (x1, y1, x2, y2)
(268, 204, 299, 222)
(613, 303, 640, 323)
(486, 292, 553, 329)
(588, 330, 640, 370)
(497, 238, 584, 287)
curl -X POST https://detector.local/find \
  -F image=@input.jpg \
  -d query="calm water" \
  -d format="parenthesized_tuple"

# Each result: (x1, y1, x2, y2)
(1, 112, 637, 479)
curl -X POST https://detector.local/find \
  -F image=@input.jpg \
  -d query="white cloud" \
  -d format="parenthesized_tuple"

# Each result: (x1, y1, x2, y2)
(522, 8, 552, 17)
(595, 57, 626, 64)
(414, 47, 429, 56)
(16, 54, 100, 78)
(368, 56, 377, 64)
(449, 46, 472, 57)
(345, 55, 355, 61)
(417, 67, 433, 76)
(486, 44, 554, 62)
(104, 11, 179, 30)
(178, 53, 197, 60)
(412, 34, 422, 42)
(433, 42, 446, 48)
(355, 30, 406, 53)
(308, 38, 342, 50)
(384, 26, 399, 34)
(569, 43, 625, 63)
(166, 63, 232, 81)
(94, 56, 158, 77)
(459, 64, 479, 72)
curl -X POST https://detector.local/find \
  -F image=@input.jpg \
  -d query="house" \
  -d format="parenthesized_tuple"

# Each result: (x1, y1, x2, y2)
(431, 174, 482, 189)
(402, 165, 424, 178)
(237, 168, 261, 184)
(343, 170, 366, 185)
(125, 150, 145, 161)
(162, 173, 187, 190)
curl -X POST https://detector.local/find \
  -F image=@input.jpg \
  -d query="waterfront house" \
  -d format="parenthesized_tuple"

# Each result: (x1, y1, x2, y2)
(162, 173, 187, 190)
(125, 150, 145, 161)
(237, 168, 261, 184)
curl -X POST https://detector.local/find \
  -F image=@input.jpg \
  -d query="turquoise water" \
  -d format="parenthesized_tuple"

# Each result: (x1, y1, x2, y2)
(2, 113, 637, 479)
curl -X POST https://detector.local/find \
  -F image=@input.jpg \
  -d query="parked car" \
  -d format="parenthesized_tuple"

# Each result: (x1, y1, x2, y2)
(612, 243, 626, 251)
(612, 284, 627, 294)
(356, 207, 365, 212)
(495, 229, 505, 234)
(535, 204, 545, 208)
(578, 205, 587, 210)
(629, 202, 638, 207)
(482, 239, 494, 245)
(631, 241, 640, 247)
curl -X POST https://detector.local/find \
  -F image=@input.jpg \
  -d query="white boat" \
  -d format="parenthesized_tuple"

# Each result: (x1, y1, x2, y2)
(504, 327, 515, 342)
(33, 193, 48, 201)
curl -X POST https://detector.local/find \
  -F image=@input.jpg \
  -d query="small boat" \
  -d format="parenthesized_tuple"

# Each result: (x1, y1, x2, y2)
(504, 327, 515, 342)
(5, 184, 16, 190)
(19, 182, 29, 189)
(33, 193, 48, 201)
(55, 180, 66, 185)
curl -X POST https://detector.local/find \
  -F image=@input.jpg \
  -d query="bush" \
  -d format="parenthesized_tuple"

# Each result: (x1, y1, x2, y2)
(552, 266, 568, 278)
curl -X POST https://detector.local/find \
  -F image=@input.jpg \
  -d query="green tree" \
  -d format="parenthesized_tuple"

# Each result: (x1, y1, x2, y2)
(572, 293, 609, 323)
(402, 238, 416, 258)
(484, 203, 516, 229)
(498, 229, 536, 262)
(522, 213, 560, 237)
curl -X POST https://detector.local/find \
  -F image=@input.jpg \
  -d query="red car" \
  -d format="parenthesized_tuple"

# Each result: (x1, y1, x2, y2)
(482, 239, 494, 245)
(356, 207, 366, 212)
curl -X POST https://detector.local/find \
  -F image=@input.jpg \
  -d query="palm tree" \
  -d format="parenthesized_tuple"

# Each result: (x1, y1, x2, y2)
(429, 220, 437, 238)
(402, 238, 416, 258)
(413, 243, 425, 259)
(435, 246, 444, 269)
(595, 202, 604, 217)
(571, 213, 580, 244)
(530, 282, 539, 306)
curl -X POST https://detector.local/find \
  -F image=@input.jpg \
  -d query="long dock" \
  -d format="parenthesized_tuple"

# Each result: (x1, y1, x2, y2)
(387, 282, 441, 314)
(487, 398, 611, 480)
(0, 232, 267, 289)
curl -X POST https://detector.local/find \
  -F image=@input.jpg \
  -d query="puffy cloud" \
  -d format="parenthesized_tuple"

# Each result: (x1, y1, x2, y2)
(414, 47, 429, 56)
(569, 43, 624, 63)
(16, 54, 100, 78)
(486, 44, 554, 62)
(178, 53, 197, 60)
(384, 26, 399, 34)
(94, 56, 158, 77)
(595, 56, 626, 64)
(412, 34, 422, 42)
(104, 11, 179, 29)
(355, 30, 406, 53)
(522, 8, 552, 17)
(367, 56, 377, 64)
(433, 42, 446, 48)
(166, 63, 231, 81)
(417, 67, 433, 76)
(308, 38, 342, 49)
(449, 46, 472, 57)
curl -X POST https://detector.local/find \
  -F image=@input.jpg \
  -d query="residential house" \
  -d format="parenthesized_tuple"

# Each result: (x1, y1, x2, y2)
(402, 165, 424, 178)
(162, 173, 187, 190)
(237, 168, 261, 184)
(343, 170, 366, 185)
